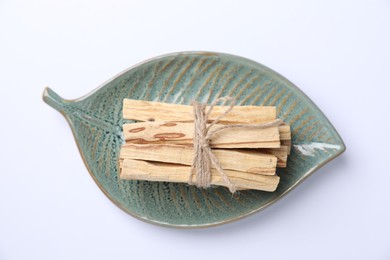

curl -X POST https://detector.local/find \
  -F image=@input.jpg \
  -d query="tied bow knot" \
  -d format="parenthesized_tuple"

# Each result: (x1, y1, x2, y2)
(188, 97, 283, 193)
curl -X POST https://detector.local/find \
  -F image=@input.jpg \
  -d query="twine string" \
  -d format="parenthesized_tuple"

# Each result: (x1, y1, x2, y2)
(188, 97, 283, 193)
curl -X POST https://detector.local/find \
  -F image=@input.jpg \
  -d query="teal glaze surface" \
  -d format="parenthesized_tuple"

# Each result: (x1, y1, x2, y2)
(43, 52, 345, 228)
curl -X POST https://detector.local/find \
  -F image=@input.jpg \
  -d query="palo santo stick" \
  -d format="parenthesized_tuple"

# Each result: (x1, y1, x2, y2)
(263, 146, 288, 167)
(123, 122, 281, 149)
(278, 124, 291, 141)
(281, 139, 291, 155)
(119, 144, 277, 175)
(120, 159, 280, 192)
(118, 158, 276, 175)
(123, 99, 276, 124)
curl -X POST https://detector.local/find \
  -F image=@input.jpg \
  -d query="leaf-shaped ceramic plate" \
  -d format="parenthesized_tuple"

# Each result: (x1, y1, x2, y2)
(43, 52, 345, 228)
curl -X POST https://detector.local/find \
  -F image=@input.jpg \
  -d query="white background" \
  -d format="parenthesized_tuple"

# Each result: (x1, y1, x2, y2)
(1, 0, 389, 259)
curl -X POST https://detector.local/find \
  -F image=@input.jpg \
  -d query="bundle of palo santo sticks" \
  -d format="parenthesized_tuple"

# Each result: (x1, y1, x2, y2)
(118, 99, 291, 192)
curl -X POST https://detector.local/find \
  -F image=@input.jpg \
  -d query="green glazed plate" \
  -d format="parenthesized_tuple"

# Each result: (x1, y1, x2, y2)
(43, 52, 345, 228)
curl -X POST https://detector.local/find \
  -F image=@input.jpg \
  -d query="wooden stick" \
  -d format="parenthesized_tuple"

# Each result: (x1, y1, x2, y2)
(120, 159, 280, 192)
(281, 139, 291, 155)
(123, 122, 281, 149)
(263, 146, 288, 167)
(123, 99, 276, 124)
(120, 144, 277, 175)
(278, 124, 291, 141)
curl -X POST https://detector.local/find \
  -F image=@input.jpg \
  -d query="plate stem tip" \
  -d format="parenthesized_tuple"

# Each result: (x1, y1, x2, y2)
(42, 87, 65, 112)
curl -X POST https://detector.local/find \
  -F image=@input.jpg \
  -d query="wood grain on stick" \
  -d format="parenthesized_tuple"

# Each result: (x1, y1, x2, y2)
(123, 122, 281, 148)
(263, 146, 288, 167)
(278, 124, 291, 140)
(120, 159, 280, 192)
(123, 99, 276, 124)
(281, 139, 291, 154)
(120, 143, 277, 175)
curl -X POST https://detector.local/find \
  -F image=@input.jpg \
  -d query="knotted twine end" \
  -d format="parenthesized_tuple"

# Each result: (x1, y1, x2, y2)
(188, 97, 283, 193)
